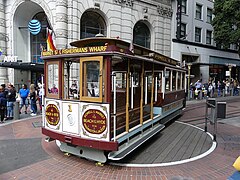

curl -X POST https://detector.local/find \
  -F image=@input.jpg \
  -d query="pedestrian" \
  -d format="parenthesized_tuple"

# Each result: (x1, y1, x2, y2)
(217, 81, 222, 97)
(50, 84, 58, 94)
(0, 86, 7, 123)
(6, 83, 16, 120)
(194, 80, 202, 99)
(1, 83, 8, 118)
(225, 80, 230, 95)
(233, 79, 239, 96)
(189, 83, 194, 99)
(208, 83, 213, 97)
(19, 84, 30, 114)
(30, 84, 37, 116)
(70, 80, 78, 98)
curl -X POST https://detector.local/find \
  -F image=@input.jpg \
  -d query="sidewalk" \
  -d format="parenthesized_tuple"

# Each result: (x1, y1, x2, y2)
(0, 107, 42, 126)
(0, 96, 240, 179)
(186, 94, 240, 105)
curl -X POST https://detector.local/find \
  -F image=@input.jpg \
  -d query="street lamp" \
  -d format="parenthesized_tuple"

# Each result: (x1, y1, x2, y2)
(226, 63, 236, 81)
(228, 65, 232, 81)
(187, 63, 192, 100)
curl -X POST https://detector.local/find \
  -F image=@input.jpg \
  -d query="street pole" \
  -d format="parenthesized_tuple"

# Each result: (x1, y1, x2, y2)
(187, 63, 192, 100)
(228, 65, 232, 81)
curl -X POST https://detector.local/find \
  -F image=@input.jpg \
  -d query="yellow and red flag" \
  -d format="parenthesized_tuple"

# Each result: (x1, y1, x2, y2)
(46, 28, 56, 51)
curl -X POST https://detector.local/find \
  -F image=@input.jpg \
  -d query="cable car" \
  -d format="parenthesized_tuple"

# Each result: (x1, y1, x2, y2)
(41, 37, 186, 163)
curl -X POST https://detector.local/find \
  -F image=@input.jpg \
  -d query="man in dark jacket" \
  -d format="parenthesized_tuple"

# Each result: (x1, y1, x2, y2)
(0, 86, 6, 123)
(6, 84, 16, 120)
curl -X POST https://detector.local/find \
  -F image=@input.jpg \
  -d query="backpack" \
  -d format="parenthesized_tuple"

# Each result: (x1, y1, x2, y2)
(0, 93, 6, 106)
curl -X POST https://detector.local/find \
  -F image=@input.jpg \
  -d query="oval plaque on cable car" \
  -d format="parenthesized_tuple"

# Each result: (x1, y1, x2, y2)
(46, 104, 60, 126)
(82, 109, 107, 134)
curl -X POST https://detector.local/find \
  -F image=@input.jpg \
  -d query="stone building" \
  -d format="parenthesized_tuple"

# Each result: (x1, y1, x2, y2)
(0, 0, 173, 90)
(171, 0, 240, 85)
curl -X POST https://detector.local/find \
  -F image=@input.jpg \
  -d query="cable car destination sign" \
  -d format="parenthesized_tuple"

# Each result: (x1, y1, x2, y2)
(42, 46, 108, 56)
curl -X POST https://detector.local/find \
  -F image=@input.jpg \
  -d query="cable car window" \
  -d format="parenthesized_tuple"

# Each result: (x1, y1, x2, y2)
(177, 72, 181, 90)
(172, 71, 176, 91)
(131, 72, 139, 87)
(63, 59, 80, 99)
(114, 72, 127, 90)
(85, 62, 99, 97)
(165, 69, 170, 92)
(146, 73, 152, 91)
(80, 56, 103, 102)
(47, 63, 59, 95)
(157, 72, 162, 92)
(182, 72, 186, 90)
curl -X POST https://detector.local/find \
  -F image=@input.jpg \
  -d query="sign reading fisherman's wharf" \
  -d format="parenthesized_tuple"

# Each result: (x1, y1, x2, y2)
(82, 109, 107, 134)
(46, 104, 60, 126)
(42, 46, 108, 56)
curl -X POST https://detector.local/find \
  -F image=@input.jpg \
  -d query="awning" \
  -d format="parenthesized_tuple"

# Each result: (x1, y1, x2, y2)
(209, 56, 240, 66)
(0, 62, 44, 72)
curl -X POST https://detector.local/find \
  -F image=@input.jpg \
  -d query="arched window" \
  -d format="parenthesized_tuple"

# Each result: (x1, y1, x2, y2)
(133, 21, 150, 48)
(81, 11, 106, 39)
(30, 12, 49, 63)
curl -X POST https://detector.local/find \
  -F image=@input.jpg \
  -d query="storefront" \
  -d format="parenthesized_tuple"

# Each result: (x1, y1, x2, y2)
(209, 56, 240, 82)
(0, 61, 43, 91)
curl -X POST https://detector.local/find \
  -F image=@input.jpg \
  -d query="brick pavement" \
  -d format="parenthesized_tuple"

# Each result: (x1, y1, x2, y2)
(0, 98, 239, 179)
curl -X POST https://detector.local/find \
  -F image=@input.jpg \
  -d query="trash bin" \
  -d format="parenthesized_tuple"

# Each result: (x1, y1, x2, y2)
(13, 101, 20, 120)
(217, 102, 226, 119)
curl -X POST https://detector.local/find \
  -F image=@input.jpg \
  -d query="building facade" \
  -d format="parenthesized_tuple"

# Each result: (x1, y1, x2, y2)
(0, 0, 174, 90)
(171, 0, 240, 85)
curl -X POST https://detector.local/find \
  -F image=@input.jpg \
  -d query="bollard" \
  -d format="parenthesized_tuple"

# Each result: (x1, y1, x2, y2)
(222, 89, 225, 97)
(199, 90, 202, 99)
(13, 101, 20, 120)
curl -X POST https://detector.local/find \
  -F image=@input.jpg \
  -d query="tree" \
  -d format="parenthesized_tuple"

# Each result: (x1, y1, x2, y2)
(212, 0, 240, 55)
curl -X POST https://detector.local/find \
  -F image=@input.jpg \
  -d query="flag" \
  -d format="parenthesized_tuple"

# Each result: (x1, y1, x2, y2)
(46, 28, 56, 51)
(129, 40, 134, 54)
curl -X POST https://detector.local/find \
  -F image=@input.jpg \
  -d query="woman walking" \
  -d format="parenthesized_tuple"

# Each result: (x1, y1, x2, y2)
(30, 84, 37, 116)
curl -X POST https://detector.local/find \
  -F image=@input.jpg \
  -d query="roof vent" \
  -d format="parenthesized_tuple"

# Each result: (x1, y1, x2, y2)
(95, 33, 104, 37)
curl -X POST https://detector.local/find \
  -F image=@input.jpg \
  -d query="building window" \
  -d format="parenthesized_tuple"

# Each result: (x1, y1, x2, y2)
(206, 30, 212, 45)
(196, 4, 202, 20)
(195, 27, 201, 42)
(30, 12, 49, 63)
(181, 0, 187, 14)
(207, 8, 213, 23)
(81, 11, 106, 39)
(133, 21, 150, 48)
(180, 23, 187, 39)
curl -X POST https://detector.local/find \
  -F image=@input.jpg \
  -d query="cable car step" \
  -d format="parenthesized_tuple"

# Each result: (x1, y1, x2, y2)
(108, 123, 165, 161)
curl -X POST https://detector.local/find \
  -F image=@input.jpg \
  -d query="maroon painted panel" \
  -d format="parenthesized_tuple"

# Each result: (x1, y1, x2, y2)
(42, 128, 118, 151)
(155, 90, 185, 106)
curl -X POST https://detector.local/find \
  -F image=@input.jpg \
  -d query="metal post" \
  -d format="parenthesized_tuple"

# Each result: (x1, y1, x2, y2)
(213, 99, 217, 141)
(13, 101, 20, 120)
(229, 65, 232, 81)
(187, 63, 192, 100)
(112, 73, 116, 141)
(205, 98, 208, 132)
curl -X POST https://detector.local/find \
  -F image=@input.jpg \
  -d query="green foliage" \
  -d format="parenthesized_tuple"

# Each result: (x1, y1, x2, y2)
(212, 0, 240, 54)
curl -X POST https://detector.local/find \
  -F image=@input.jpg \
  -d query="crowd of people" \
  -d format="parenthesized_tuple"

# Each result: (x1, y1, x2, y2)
(189, 78, 240, 100)
(0, 82, 44, 123)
